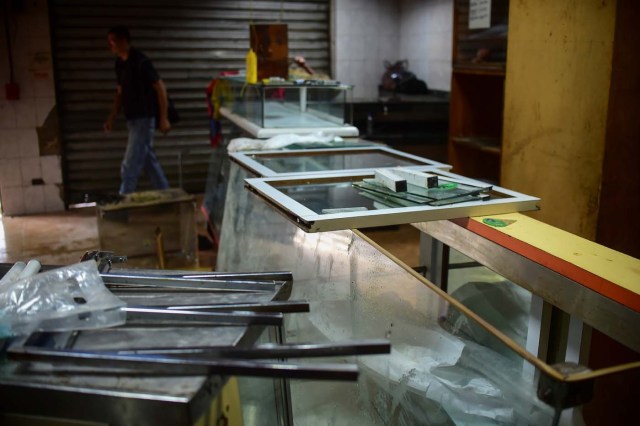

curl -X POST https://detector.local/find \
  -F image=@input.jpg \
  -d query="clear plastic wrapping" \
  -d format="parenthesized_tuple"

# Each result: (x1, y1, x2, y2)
(0, 261, 126, 337)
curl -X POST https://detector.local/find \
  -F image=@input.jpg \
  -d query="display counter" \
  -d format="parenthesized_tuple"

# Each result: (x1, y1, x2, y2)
(218, 77, 359, 138)
(217, 157, 640, 425)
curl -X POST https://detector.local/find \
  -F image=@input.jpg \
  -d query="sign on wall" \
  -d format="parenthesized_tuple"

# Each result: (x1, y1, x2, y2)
(469, 0, 492, 29)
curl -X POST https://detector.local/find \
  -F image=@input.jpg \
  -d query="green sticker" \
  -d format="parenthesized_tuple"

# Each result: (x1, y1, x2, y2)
(438, 183, 458, 190)
(483, 218, 509, 227)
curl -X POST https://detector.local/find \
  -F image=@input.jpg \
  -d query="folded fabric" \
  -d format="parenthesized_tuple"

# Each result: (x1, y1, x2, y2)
(228, 131, 342, 152)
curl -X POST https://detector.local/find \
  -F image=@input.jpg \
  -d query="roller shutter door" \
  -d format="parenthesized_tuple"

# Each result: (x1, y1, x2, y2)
(50, 0, 330, 204)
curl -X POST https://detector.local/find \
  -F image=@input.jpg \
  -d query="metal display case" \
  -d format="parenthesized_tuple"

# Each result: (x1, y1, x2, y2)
(218, 76, 359, 138)
(216, 159, 640, 425)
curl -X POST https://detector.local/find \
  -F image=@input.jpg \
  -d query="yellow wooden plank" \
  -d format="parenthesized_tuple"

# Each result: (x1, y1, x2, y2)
(470, 213, 640, 296)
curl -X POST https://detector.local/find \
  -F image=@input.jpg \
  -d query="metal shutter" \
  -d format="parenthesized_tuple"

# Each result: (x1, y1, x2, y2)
(50, 0, 330, 204)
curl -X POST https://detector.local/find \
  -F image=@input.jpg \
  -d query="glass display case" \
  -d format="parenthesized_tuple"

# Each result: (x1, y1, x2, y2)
(217, 160, 640, 425)
(219, 76, 359, 138)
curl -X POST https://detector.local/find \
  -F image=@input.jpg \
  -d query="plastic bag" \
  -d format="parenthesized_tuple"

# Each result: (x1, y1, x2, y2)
(227, 132, 342, 152)
(0, 261, 126, 337)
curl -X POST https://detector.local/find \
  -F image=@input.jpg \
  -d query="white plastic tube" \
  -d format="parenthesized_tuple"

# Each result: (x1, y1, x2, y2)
(0, 261, 27, 286)
(17, 259, 41, 280)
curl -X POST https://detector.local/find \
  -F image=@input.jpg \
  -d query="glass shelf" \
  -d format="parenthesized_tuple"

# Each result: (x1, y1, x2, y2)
(219, 76, 358, 138)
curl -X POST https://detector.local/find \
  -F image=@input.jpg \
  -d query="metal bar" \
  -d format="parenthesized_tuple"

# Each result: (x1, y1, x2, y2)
(8, 347, 360, 381)
(273, 324, 293, 426)
(176, 271, 292, 282)
(103, 270, 292, 282)
(123, 307, 283, 326)
(155, 227, 166, 269)
(102, 274, 277, 292)
(160, 301, 310, 313)
(109, 339, 391, 359)
(447, 261, 482, 270)
(412, 220, 640, 354)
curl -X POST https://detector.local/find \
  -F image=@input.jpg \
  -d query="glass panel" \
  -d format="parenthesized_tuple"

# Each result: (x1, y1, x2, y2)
(252, 151, 424, 174)
(262, 86, 347, 129)
(348, 234, 555, 425)
(223, 77, 352, 130)
(447, 248, 533, 350)
(236, 329, 282, 426)
(274, 177, 491, 214)
(277, 181, 379, 213)
(231, 83, 265, 128)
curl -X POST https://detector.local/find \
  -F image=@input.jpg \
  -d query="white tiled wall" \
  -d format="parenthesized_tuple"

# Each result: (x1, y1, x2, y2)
(333, 0, 401, 100)
(1, 1, 452, 214)
(0, 0, 63, 216)
(333, 0, 452, 98)
(399, 0, 452, 92)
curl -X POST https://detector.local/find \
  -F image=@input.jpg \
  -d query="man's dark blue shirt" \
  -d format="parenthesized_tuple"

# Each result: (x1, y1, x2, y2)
(115, 48, 159, 120)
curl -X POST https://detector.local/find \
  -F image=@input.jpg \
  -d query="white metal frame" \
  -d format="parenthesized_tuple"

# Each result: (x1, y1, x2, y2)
(245, 167, 540, 232)
(230, 146, 452, 177)
(220, 106, 360, 139)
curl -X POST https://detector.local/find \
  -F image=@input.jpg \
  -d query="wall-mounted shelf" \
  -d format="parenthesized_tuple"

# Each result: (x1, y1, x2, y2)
(449, 0, 509, 184)
(452, 66, 506, 77)
(452, 136, 501, 156)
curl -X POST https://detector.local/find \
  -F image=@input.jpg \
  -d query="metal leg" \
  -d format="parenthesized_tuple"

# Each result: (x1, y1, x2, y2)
(419, 232, 450, 320)
(559, 317, 589, 426)
(270, 325, 293, 426)
(524, 295, 553, 379)
(177, 150, 183, 189)
(419, 233, 448, 291)
(565, 316, 585, 364)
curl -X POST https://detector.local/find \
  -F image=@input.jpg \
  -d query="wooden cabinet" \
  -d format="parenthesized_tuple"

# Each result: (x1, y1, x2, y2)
(448, 0, 509, 183)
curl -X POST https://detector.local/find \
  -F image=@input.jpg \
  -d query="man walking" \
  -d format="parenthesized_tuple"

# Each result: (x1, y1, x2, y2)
(103, 26, 170, 195)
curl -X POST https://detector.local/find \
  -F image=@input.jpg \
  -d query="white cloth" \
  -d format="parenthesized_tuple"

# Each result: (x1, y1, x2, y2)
(227, 131, 343, 152)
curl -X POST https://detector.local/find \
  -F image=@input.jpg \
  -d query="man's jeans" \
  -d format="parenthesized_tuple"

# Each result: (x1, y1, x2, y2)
(120, 117, 169, 195)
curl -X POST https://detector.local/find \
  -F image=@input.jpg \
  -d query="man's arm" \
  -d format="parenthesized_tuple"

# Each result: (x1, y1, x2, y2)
(103, 85, 122, 133)
(153, 79, 170, 133)
(293, 56, 315, 75)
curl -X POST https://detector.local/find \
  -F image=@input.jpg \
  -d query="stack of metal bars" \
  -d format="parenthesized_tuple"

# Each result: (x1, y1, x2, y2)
(0, 265, 390, 425)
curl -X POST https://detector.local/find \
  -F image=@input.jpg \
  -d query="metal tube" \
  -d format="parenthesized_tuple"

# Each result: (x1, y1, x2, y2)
(123, 306, 283, 326)
(9, 347, 360, 381)
(111, 339, 391, 359)
(17, 259, 41, 280)
(161, 301, 310, 313)
(103, 274, 277, 292)
(155, 227, 165, 269)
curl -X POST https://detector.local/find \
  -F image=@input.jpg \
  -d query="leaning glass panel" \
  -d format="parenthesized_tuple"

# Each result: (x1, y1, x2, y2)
(345, 232, 555, 424)
(447, 247, 534, 350)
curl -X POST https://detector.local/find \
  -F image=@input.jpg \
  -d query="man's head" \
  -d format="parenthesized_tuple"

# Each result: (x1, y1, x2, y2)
(107, 26, 130, 56)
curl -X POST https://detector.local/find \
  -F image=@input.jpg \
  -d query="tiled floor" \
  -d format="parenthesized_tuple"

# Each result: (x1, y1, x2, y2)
(0, 205, 488, 292)
(0, 207, 99, 266)
(362, 223, 422, 267)
(0, 198, 424, 272)
(0, 205, 216, 270)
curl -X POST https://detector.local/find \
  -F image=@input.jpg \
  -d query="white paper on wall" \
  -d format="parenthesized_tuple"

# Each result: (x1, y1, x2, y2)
(469, 0, 492, 29)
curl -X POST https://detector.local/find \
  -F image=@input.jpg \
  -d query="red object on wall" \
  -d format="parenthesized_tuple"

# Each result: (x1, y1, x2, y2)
(5, 82, 20, 100)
